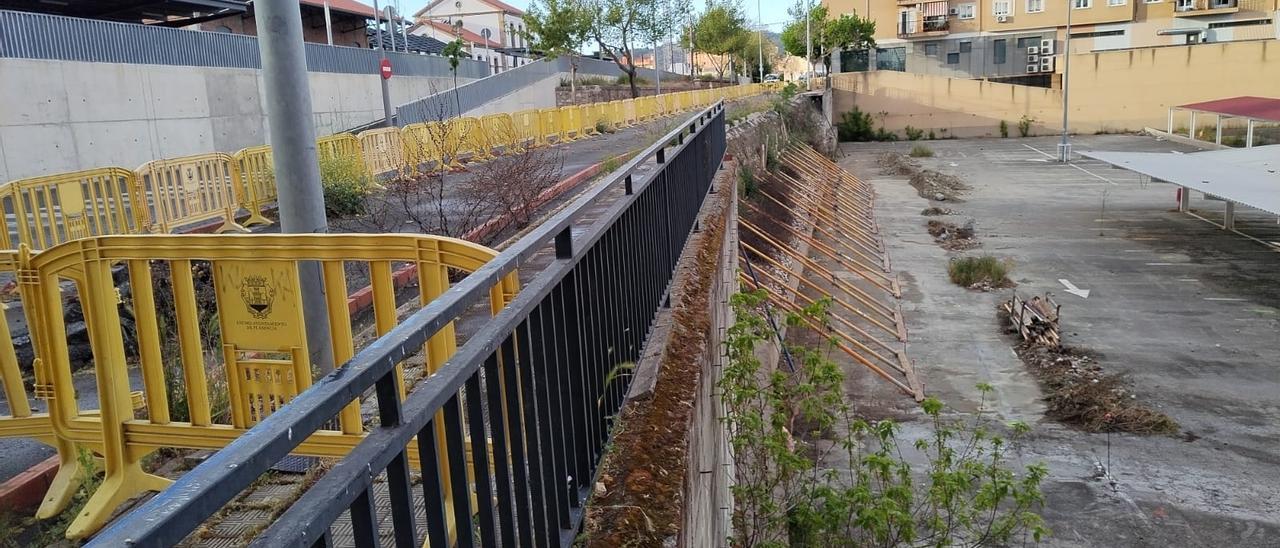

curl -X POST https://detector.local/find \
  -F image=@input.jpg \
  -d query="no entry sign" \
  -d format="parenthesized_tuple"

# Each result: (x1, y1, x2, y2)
(380, 58, 392, 79)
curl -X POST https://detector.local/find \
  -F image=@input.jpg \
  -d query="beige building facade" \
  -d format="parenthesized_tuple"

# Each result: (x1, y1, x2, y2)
(825, 0, 1279, 82)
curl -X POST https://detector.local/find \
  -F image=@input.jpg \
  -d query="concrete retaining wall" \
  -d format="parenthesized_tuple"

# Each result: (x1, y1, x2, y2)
(0, 58, 473, 180)
(832, 40, 1280, 137)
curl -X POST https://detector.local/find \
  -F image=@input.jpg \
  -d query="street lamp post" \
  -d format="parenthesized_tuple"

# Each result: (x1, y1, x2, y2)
(1059, 0, 1073, 162)
(757, 0, 764, 82)
(805, 0, 813, 91)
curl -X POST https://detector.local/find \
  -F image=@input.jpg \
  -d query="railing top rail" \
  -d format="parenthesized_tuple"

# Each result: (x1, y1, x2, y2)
(89, 99, 727, 547)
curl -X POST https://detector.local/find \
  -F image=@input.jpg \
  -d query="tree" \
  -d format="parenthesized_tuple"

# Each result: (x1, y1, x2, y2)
(441, 39, 466, 115)
(737, 32, 778, 82)
(780, 3, 875, 74)
(583, 0, 691, 98)
(690, 2, 749, 81)
(523, 0, 592, 99)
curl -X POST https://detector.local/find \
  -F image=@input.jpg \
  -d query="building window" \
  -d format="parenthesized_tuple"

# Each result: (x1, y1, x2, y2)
(1016, 36, 1042, 48)
(993, 0, 1012, 15)
(1073, 0, 1091, 8)
(1026, 0, 1044, 12)
(959, 40, 972, 52)
(518, 25, 525, 48)
(1069, 29, 1125, 37)
(925, 43, 939, 55)
(1209, 17, 1271, 27)
(958, 3, 976, 18)
(214, 25, 233, 33)
(1145, 0, 1160, 3)
(994, 39, 1007, 64)
(947, 52, 960, 63)
(1210, 0, 1233, 7)
(1108, 0, 1125, 6)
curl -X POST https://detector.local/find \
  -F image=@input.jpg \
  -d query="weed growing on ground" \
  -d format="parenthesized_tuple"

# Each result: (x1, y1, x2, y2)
(905, 125, 925, 141)
(949, 255, 1013, 288)
(1019, 115, 1035, 137)
(738, 165, 758, 197)
(909, 144, 934, 158)
(319, 154, 373, 218)
(1000, 120, 1010, 138)
(723, 290, 1049, 546)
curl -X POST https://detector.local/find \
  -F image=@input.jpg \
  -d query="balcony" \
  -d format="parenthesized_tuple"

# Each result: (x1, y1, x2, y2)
(1173, 0, 1239, 16)
(898, 18, 950, 38)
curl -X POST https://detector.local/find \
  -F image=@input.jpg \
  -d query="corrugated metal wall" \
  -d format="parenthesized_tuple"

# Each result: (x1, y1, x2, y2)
(0, 9, 488, 78)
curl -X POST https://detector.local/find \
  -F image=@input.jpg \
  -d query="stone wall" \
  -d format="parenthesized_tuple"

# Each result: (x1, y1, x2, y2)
(555, 82, 733, 106)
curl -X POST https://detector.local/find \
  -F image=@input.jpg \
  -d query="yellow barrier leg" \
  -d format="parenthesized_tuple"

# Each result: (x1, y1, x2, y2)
(64, 464, 171, 539)
(242, 207, 272, 229)
(35, 438, 84, 519)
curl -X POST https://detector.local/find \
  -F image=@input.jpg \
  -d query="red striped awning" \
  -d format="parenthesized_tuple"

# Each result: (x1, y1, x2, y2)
(922, 1, 949, 17)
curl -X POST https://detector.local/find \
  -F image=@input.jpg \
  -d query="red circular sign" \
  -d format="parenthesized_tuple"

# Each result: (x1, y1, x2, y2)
(380, 58, 392, 79)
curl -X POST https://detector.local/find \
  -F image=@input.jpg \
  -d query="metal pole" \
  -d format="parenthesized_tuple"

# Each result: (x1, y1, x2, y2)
(1059, 0, 1072, 162)
(254, 0, 335, 372)
(805, 0, 813, 91)
(757, 0, 764, 82)
(655, 40, 662, 94)
(385, 6, 397, 52)
(374, 0, 393, 127)
(323, 0, 333, 45)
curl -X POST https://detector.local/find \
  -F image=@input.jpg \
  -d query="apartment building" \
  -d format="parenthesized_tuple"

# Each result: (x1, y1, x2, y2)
(414, 0, 531, 72)
(825, 0, 1279, 83)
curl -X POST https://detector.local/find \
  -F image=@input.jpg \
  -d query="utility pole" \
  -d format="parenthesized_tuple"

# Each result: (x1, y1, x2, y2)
(385, 6, 397, 52)
(805, 0, 813, 91)
(373, 0, 394, 127)
(254, 0, 335, 372)
(323, 0, 333, 45)
(757, 0, 764, 82)
(1059, 0, 1073, 162)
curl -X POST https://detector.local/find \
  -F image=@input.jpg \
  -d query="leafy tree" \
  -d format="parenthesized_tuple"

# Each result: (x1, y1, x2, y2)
(523, 0, 592, 97)
(441, 39, 466, 115)
(690, 2, 750, 81)
(737, 31, 778, 82)
(583, 0, 691, 98)
(780, 3, 876, 74)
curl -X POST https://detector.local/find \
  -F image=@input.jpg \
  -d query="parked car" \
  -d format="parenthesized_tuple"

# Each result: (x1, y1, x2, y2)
(763, 73, 780, 83)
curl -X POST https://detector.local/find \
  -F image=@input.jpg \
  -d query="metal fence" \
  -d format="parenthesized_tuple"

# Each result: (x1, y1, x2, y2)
(396, 56, 688, 125)
(0, 9, 486, 78)
(89, 101, 727, 547)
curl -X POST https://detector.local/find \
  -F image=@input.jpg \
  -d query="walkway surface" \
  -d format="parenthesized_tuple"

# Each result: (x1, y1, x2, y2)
(838, 134, 1280, 547)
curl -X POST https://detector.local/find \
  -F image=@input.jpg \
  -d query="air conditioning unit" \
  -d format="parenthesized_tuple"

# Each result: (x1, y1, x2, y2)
(949, 7, 959, 15)
(996, 14, 1009, 22)
(1026, 64, 1040, 73)
(1027, 54, 1039, 63)
(1027, 46, 1039, 54)
(1040, 39, 1055, 54)
(1041, 57, 1055, 72)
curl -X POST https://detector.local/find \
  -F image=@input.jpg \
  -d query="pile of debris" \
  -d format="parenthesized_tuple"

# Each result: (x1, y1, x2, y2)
(921, 207, 954, 216)
(877, 152, 918, 176)
(909, 169, 969, 202)
(1001, 293, 1179, 434)
(927, 219, 979, 250)
(1002, 293, 1060, 346)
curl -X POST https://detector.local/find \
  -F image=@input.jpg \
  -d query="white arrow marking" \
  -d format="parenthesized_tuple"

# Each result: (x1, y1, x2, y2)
(1059, 279, 1090, 299)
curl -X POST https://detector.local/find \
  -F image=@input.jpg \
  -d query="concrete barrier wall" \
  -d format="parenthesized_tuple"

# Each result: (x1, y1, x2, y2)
(0, 58, 471, 180)
(832, 40, 1280, 137)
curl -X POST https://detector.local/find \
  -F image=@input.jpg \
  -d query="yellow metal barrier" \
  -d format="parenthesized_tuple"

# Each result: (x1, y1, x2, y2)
(135, 153, 247, 234)
(577, 104, 600, 137)
(480, 113, 521, 154)
(356, 127, 407, 176)
(231, 146, 275, 227)
(316, 133, 365, 169)
(26, 233, 518, 538)
(621, 98, 638, 125)
(455, 117, 492, 163)
(538, 107, 563, 144)
(510, 109, 544, 148)
(559, 106, 581, 142)
(0, 168, 148, 251)
(401, 122, 444, 172)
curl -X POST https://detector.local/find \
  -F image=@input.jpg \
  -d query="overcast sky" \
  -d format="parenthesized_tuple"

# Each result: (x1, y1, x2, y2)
(393, 0, 798, 32)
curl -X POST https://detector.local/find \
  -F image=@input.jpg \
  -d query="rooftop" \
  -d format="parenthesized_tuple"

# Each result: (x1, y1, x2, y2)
(1080, 145, 1280, 214)
(1177, 96, 1280, 122)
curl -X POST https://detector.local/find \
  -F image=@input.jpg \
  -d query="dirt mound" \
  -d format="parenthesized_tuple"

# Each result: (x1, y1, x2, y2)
(1012, 342, 1178, 435)
(877, 152, 918, 176)
(921, 207, 954, 216)
(927, 219, 979, 251)
(909, 169, 969, 202)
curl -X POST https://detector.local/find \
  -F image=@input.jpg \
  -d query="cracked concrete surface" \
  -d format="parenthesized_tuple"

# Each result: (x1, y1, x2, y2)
(838, 135, 1280, 548)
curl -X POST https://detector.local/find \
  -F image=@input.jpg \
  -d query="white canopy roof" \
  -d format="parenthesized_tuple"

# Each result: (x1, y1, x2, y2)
(1079, 145, 1280, 215)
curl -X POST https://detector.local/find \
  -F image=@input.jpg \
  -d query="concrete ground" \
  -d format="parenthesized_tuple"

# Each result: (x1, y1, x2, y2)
(837, 134, 1280, 547)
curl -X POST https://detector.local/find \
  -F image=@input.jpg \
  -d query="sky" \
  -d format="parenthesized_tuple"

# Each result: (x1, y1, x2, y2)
(394, 0, 799, 32)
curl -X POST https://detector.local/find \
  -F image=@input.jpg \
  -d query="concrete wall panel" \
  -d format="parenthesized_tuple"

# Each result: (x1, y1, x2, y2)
(0, 60, 70, 125)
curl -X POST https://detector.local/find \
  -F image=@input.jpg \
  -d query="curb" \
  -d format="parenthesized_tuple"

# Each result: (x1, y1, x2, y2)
(0, 454, 58, 512)
(0, 155, 617, 512)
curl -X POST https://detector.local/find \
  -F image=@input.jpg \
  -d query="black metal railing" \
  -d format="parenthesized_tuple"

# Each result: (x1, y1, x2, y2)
(89, 101, 727, 547)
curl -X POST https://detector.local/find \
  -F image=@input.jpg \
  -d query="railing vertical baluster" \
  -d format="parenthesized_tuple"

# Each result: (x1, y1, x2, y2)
(548, 285, 580, 508)
(464, 371, 498, 548)
(442, 393, 475, 546)
(515, 319, 553, 548)
(375, 371, 417, 548)
(482, 351, 519, 546)
(531, 302, 570, 531)
(416, 420, 449, 548)
(560, 268, 592, 488)
(349, 489, 381, 548)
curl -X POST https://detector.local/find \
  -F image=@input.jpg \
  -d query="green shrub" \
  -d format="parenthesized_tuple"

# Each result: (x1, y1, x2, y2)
(617, 74, 650, 85)
(928, 129, 936, 140)
(595, 119, 614, 134)
(319, 154, 372, 218)
(874, 127, 899, 141)
(909, 144, 934, 158)
(904, 125, 925, 141)
(948, 255, 1011, 287)
(999, 120, 1010, 138)
(1019, 115, 1035, 137)
(779, 82, 799, 100)
(837, 107, 875, 141)
(738, 165, 758, 197)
